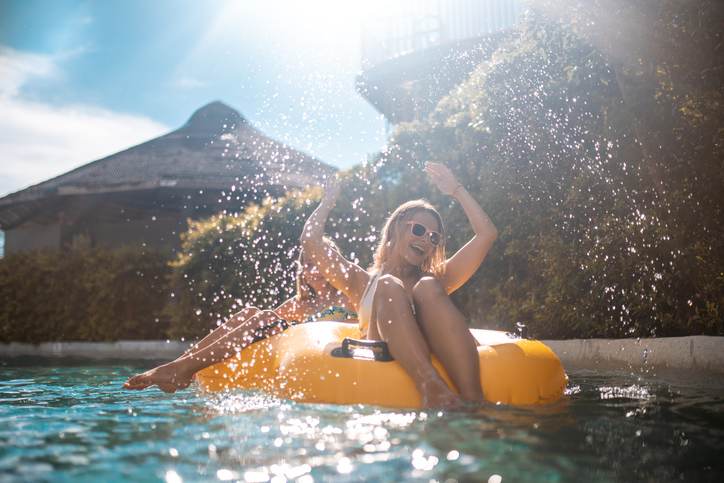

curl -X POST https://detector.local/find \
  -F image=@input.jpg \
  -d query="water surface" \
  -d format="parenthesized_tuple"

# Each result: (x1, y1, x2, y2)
(1, 359, 722, 482)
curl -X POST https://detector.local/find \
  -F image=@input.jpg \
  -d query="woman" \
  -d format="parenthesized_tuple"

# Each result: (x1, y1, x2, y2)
(124, 241, 355, 393)
(301, 162, 498, 408)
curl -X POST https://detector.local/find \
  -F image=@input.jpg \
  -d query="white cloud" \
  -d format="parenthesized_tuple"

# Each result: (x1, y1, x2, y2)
(0, 46, 169, 197)
(0, 47, 57, 98)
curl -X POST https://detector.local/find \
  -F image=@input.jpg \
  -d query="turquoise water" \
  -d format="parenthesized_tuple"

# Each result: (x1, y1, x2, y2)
(1, 359, 723, 482)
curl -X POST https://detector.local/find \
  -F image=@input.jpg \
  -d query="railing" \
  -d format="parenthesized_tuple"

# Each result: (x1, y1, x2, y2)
(361, 0, 522, 67)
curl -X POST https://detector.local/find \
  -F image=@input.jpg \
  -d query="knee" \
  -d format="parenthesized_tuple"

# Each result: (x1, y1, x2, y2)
(258, 309, 280, 320)
(377, 274, 405, 292)
(228, 307, 258, 327)
(375, 275, 408, 304)
(250, 310, 280, 328)
(412, 276, 445, 303)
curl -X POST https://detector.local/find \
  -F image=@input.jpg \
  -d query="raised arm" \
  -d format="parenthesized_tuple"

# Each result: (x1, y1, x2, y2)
(425, 162, 498, 293)
(300, 179, 370, 308)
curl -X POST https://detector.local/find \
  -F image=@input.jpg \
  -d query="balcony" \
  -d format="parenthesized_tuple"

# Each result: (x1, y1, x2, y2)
(357, 0, 522, 124)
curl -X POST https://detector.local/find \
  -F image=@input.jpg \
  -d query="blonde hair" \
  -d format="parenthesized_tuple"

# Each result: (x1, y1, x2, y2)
(295, 236, 340, 302)
(372, 200, 446, 277)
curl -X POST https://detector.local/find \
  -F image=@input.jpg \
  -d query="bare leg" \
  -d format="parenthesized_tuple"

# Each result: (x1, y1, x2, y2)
(412, 276, 483, 403)
(372, 275, 463, 408)
(124, 310, 282, 392)
(182, 307, 260, 357)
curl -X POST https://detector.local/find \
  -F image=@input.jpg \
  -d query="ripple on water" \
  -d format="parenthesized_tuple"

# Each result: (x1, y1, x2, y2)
(0, 361, 723, 482)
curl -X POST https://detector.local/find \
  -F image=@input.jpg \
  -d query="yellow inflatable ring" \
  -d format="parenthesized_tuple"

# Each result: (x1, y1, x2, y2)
(195, 321, 567, 408)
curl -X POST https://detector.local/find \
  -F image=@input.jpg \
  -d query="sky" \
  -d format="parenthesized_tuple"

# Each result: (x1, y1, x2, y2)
(0, 0, 391, 197)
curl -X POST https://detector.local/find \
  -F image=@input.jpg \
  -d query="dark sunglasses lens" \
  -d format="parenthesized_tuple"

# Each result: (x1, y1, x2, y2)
(412, 223, 426, 236)
(429, 232, 441, 245)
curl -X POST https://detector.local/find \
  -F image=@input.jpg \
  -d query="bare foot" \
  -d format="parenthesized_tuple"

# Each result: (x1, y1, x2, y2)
(419, 379, 466, 409)
(123, 362, 193, 393)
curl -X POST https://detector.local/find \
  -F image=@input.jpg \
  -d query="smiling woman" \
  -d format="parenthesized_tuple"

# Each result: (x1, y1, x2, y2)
(301, 162, 499, 408)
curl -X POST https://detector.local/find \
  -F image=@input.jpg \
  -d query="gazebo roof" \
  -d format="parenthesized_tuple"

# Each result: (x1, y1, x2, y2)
(0, 101, 334, 228)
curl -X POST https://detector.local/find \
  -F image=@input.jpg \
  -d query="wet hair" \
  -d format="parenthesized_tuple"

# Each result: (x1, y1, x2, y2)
(295, 236, 340, 302)
(372, 200, 446, 277)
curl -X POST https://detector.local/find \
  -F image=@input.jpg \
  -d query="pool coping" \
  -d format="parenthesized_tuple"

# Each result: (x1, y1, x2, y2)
(1, 336, 723, 374)
(0, 340, 189, 361)
(542, 336, 724, 374)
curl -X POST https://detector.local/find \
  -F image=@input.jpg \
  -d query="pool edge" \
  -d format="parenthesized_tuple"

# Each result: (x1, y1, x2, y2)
(1, 336, 723, 375)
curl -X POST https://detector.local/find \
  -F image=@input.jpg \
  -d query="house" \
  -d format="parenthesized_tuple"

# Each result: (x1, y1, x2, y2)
(357, 0, 522, 125)
(0, 101, 334, 256)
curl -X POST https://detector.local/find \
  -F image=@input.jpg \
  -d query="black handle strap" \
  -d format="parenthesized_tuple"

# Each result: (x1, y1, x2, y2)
(506, 321, 529, 339)
(331, 338, 394, 362)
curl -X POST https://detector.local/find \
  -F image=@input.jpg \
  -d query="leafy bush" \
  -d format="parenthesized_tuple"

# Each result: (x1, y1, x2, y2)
(355, 10, 723, 338)
(0, 247, 170, 343)
(161, 5, 723, 340)
(5, 5, 721, 343)
(165, 188, 323, 339)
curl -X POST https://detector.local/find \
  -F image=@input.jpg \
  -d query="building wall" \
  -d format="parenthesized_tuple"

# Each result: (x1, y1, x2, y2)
(361, 0, 521, 67)
(3, 213, 187, 256)
(89, 215, 187, 255)
(1, 188, 257, 256)
(5, 221, 61, 253)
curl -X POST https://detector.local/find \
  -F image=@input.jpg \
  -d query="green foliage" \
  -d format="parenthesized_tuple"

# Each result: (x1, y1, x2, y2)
(4, 3, 721, 343)
(354, 8, 723, 338)
(0, 247, 170, 343)
(165, 188, 322, 339)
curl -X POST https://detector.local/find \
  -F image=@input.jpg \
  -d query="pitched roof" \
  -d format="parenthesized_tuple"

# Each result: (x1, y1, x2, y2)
(0, 101, 334, 228)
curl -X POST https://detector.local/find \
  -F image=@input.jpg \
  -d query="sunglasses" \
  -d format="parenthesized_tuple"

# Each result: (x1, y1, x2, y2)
(406, 222, 442, 246)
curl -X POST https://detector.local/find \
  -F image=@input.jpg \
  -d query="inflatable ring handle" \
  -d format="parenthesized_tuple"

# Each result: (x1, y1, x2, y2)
(505, 322, 529, 339)
(331, 338, 394, 362)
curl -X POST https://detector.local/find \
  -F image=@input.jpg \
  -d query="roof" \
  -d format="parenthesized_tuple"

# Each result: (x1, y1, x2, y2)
(0, 101, 334, 228)
(357, 34, 506, 124)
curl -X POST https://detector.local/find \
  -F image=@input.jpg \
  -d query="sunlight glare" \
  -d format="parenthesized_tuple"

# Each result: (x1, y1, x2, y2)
(214, 0, 405, 52)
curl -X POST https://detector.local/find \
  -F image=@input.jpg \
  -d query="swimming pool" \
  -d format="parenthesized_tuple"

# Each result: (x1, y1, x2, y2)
(1, 359, 722, 482)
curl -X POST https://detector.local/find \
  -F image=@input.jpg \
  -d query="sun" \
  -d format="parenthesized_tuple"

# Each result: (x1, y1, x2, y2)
(210, 0, 411, 49)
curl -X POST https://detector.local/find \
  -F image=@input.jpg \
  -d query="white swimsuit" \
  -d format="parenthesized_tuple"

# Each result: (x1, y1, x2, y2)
(357, 272, 381, 336)
(357, 271, 415, 337)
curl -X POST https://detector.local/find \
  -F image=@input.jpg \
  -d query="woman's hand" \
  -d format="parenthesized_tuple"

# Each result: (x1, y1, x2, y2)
(425, 162, 461, 196)
(320, 176, 341, 209)
(302, 175, 340, 243)
(428, 163, 498, 295)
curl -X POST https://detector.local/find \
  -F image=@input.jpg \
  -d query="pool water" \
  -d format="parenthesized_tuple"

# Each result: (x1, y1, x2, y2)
(1, 359, 723, 482)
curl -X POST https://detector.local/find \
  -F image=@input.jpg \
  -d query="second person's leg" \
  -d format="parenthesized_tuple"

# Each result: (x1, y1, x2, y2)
(124, 310, 283, 392)
(183, 307, 260, 357)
